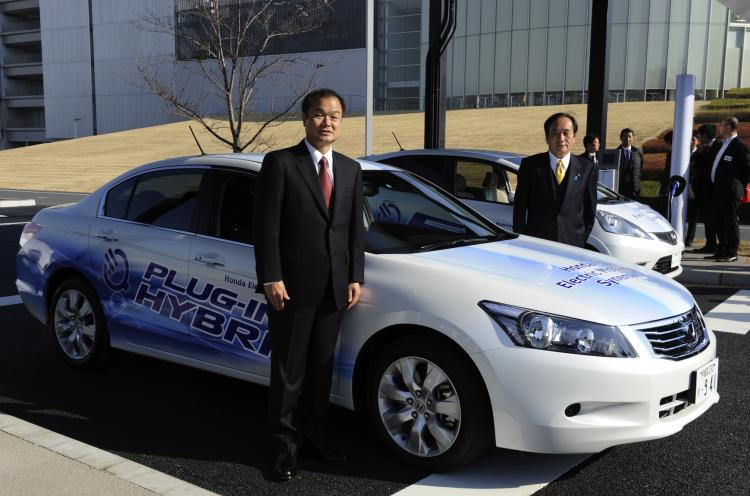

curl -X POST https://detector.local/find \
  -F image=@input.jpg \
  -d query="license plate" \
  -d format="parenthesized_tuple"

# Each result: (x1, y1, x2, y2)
(689, 358, 719, 405)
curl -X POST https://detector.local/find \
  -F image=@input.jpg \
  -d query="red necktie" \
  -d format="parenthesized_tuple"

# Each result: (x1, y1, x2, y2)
(319, 156, 332, 208)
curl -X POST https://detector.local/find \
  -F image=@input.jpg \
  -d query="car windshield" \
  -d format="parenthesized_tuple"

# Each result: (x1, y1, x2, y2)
(596, 184, 629, 204)
(362, 170, 510, 254)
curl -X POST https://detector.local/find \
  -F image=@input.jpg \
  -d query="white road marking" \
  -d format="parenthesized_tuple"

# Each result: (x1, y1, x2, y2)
(393, 451, 589, 496)
(0, 222, 29, 226)
(0, 295, 22, 307)
(0, 199, 35, 208)
(704, 289, 750, 335)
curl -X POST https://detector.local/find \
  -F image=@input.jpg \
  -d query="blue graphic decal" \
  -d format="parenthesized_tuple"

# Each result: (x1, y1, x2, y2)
(133, 261, 271, 358)
(103, 248, 130, 292)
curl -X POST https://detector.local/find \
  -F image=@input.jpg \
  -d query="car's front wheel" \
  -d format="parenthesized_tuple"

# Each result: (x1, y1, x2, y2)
(49, 278, 109, 368)
(366, 336, 492, 471)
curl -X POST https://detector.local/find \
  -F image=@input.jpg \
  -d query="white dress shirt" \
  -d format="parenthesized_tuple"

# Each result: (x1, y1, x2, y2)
(548, 152, 571, 176)
(710, 136, 735, 183)
(304, 139, 334, 185)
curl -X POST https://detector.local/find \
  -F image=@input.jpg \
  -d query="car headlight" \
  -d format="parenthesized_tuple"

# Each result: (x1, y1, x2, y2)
(479, 301, 637, 358)
(595, 211, 649, 239)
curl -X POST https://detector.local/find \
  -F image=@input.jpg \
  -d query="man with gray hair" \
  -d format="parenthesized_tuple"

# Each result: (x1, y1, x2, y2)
(708, 117, 750, 262)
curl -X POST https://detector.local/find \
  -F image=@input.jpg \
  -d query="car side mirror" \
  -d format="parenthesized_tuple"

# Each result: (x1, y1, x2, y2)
(363, 182, 379, 197)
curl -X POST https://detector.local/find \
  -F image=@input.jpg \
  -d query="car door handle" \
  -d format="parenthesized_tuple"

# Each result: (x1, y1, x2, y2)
(94, 230, 119, 241)
(193, 254, 225, 267)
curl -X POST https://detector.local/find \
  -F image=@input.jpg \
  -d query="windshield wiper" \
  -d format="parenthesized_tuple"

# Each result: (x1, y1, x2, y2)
(418, 234, 499, 252)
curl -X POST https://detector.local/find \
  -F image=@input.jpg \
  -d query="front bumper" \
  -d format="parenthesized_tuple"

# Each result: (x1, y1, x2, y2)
(589, 230, 683, 278)
(474, 333, 718, 454)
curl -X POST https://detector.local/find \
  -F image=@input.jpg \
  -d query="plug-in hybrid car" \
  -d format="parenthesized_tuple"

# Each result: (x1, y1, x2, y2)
(17, 154, 717, 470)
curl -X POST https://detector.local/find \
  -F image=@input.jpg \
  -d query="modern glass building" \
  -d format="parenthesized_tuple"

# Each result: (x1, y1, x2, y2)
(376, 0, 750, 110)
(0, 0, 748, 147)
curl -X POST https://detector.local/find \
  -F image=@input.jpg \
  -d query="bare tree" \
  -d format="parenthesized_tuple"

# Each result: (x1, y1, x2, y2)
(138, 0, 333, 152)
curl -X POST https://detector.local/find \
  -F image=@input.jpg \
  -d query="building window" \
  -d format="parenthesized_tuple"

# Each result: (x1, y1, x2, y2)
(174, 0, 365, 60)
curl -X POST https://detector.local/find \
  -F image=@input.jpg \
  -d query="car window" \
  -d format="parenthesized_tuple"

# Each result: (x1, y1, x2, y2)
(212, 171, 255, 244)
(126, 170, 204, 231)
(104, 177, 136, 219)
(455, 160, 511, 204)
(362, 170, 503, 253)
(376, 155, 454, 192)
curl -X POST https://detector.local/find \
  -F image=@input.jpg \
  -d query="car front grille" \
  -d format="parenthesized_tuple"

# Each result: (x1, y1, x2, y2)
(633, 308, 709, 360)
(653, 256, 677, 274)
(652, 231, 678, 245)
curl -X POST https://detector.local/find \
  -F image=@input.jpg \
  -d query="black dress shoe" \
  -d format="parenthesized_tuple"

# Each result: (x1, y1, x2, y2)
(272, 452, 297, 482)
(703, 253, 722, 260)
(693, 246, 715, 253)
(311, 442, 348, 465)
(716, 256, 738, 263)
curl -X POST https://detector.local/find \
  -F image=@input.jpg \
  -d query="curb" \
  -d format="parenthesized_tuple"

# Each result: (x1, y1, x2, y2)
(677, 266, 750, 287)
(0, 199, 36, 208)
(0, 413, 219, 496)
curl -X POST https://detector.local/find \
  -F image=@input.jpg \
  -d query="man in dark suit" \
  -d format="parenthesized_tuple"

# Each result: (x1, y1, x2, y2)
(513, 112, 598, 248)
(708, 117, 750, 262)
(616, 128, 643, 200)
(579, 133, 600, 166)
(691, 124, 720, 253)
(253, 88, 365, 481)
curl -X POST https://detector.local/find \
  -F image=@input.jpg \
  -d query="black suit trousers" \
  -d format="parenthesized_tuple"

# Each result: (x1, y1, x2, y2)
(267, 280, 343, 455)
(715, 196, 740, 256)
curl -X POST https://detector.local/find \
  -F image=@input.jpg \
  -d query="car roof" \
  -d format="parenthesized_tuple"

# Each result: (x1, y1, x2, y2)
(119, 153, 396, 177)
(365, 148, 526, 165)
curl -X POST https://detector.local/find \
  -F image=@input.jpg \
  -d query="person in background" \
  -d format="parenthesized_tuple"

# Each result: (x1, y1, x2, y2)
(707, 117, 750, 263)
(617, 128, 643, 200)
(692, 124, 720, 253)
(579, 134, 600, 166)
(684, 131, 701, 247)
(513, 112, 598, 248)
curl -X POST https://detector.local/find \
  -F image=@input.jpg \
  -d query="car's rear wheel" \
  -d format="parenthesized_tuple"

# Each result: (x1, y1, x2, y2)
(49, 278, 109, 368)
(366, 336, 492, 471)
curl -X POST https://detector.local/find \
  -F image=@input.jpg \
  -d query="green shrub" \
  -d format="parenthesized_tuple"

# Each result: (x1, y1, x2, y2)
(694, 109, 750, 123)
(724, 87, 750, 99)
(704, 98, 750, 110)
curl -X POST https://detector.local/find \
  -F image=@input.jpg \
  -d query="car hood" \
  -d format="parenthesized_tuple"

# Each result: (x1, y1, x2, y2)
(410, 234, 693, 326)
(597, 200, 673, 233)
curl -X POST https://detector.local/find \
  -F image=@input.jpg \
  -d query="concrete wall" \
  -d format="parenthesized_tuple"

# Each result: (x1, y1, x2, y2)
(40, 0, 367, 140)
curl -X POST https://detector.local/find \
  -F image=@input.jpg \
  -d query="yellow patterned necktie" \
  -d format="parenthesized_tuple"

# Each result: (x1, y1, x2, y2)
(555, 159, 565, 184)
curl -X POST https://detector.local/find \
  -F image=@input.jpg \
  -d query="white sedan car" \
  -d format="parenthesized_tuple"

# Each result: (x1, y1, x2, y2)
(16, 154, 717, 471)
(366, 149, 684, 277)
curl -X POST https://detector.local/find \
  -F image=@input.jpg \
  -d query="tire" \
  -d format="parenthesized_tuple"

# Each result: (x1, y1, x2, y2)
(366, 335, 492, 472)
(48, 277, 110, 368)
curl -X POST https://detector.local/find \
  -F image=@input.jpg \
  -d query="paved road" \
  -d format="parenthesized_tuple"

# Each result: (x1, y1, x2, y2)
(1, 202, 748, 496)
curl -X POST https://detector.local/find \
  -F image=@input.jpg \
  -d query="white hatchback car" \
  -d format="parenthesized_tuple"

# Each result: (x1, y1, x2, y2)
(366, 149, 684, 277)
(17, 154, 717, 471)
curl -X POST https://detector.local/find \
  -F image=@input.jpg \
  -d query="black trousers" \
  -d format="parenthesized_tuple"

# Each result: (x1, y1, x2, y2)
(267, 283, 342, 455)
(698, 198, 718, 249)
(685, 198, 698, 244)
(715, 197, 741, 257)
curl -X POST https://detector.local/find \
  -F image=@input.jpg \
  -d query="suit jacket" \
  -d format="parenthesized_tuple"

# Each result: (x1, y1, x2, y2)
(616, 145, 642, 198)
(578, 152, 599, 166)
(512, 153, 598, 248)
(253, 140, 365, 310)
(691, 141, 722, 201)
(711, 136, 750, 201)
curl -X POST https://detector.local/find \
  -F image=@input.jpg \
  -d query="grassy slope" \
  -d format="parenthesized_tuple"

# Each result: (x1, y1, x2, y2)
(0, 101, 695, 193)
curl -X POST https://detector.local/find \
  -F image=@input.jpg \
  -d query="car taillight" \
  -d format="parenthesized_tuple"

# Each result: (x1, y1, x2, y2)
(19, 222, 42, 248)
